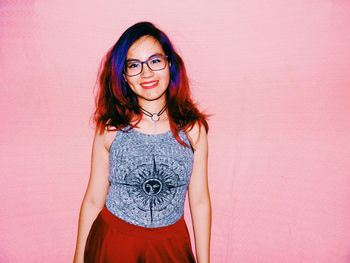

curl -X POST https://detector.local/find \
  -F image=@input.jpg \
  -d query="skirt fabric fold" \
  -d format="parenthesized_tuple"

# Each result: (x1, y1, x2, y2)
(84, 206, 196, 263)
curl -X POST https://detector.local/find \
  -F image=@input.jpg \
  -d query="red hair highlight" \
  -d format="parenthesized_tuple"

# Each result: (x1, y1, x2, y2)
(90, 23, 211, 149)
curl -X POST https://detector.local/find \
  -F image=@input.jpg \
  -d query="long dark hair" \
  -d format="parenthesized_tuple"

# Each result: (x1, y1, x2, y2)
(92, 21, 211, 148)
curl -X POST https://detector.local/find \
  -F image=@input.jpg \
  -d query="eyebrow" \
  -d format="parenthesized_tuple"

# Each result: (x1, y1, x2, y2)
(126, 53, 164, 62)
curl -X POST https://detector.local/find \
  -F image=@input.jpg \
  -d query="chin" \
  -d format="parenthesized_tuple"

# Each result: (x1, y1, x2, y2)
(142, 92, 166, 101)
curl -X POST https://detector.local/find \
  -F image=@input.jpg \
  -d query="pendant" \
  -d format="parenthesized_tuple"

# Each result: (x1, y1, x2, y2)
(151, 113, 160, 122)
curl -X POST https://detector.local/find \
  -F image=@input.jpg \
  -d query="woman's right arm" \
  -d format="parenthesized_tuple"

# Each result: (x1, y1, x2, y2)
(73, 130, 110, 263)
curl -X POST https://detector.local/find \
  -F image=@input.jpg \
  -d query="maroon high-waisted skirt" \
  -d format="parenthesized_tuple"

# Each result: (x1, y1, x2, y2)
(84, 206, 196, 263)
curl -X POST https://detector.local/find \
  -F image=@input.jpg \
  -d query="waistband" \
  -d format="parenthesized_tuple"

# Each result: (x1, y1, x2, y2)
(100, 206, 188, 239)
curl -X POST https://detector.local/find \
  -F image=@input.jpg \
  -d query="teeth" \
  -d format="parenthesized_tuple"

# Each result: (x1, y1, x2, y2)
(141, 81, 157, 87)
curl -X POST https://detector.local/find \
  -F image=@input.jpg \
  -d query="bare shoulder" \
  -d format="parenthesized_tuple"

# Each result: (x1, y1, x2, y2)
(99, 127, 119, 152)
(186, 121, 208, 152)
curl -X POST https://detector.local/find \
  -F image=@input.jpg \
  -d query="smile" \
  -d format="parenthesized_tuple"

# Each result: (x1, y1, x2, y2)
(140, 81, 159, 89)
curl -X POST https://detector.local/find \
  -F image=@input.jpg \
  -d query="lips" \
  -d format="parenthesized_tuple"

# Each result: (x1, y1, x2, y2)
(140, 80, 159, 89)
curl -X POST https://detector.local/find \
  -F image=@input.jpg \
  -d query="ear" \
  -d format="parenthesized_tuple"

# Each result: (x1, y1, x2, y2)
(123, 74, 127, 82)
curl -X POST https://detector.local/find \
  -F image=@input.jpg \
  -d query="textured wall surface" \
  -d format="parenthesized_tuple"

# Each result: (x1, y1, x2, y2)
(1, 0, 350, 262)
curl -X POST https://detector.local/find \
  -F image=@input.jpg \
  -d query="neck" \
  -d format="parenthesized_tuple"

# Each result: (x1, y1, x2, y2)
(137, 99, 168, 124)
(138, 97, 167, 114)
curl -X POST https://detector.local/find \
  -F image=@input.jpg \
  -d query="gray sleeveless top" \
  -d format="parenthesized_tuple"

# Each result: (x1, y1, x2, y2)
(105, 125, 194, 228)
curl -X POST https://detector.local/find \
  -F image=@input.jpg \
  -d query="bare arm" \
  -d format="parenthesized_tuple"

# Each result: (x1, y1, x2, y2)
(73, 129, 110, 263)
(187, 123, 212, 263)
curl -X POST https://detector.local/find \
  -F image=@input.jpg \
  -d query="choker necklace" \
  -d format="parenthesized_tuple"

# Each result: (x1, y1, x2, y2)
(139, 104, 168, 123)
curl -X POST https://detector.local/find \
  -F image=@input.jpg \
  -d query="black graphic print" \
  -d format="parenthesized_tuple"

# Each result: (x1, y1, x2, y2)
(106, 127, 193, 227)
(117, 154, 186, 223)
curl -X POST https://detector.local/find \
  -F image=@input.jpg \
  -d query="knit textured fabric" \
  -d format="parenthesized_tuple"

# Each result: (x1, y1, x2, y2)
(105, 125, 194, 228)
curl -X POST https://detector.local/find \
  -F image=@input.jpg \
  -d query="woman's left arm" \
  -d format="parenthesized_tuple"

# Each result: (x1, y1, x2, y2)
(188, 123, 212, 263)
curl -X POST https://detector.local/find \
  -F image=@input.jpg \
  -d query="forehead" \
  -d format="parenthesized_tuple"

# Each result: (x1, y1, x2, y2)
(126, 36, 164, 60)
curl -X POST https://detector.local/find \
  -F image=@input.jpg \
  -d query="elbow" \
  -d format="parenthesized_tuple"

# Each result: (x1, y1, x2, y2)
(83, 195, 106, 211)
(189, 194, 211, 209)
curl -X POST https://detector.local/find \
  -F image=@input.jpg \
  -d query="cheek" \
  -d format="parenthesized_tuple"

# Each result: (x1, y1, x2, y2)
(125, 78, 138, 88)
(161, 70, 171, 84)
(125, 80, 139, 95)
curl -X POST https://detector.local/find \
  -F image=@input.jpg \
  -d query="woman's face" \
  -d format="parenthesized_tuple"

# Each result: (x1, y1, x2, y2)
(124, 35, 170, 103)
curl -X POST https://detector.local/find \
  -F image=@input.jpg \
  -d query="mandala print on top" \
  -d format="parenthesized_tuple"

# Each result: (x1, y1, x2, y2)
(106, 126, 194, 228)
(120, 153, 186, 222)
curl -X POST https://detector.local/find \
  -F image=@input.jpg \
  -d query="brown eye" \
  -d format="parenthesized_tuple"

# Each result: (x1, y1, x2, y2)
(127, 62, 141, 69)
(150, 57, 161, 64)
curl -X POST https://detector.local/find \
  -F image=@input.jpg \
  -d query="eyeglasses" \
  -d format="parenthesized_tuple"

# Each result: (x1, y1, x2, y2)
(124, 54, 169, 77)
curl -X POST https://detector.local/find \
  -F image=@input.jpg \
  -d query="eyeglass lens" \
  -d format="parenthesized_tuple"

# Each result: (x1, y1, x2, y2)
(124, 55, 167, 76)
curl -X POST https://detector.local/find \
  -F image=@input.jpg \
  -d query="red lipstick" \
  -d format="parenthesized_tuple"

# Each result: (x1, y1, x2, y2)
(140, 80, 159, 89)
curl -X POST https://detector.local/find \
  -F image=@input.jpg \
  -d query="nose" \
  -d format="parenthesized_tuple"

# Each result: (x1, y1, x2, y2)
(140, 62, 154, 77)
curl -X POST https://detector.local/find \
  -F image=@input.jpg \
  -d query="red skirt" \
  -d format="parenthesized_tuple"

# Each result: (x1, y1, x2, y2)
(84, 206, 196, 263)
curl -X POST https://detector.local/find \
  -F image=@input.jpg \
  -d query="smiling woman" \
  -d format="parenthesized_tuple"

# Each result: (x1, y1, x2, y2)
(73, 21, 212, 263)
(124, 36, 170, 104)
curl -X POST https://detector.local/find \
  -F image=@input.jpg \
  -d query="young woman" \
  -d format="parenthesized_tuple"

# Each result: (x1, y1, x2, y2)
(73, 21, 212, 263)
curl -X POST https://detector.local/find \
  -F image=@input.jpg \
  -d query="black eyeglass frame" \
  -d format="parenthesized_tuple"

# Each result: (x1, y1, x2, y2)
(123, 54, 169, 77)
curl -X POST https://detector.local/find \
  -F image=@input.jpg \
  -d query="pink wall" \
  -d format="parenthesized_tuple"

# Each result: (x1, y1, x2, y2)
(1, 1, 350, 262)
